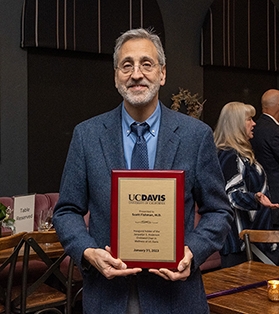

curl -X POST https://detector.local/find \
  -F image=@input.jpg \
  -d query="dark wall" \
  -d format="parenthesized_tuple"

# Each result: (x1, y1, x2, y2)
(203, 66, 278, 129)
(0, 0, 28, 196)
(28, 49, 122, 192)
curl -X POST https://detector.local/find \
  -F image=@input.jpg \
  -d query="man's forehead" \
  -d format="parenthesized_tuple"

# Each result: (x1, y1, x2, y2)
(118, 38, 158, 60)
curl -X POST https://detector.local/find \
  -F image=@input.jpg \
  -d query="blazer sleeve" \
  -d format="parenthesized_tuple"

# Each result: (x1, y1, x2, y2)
(185, 128, 234, 270)
(219, 150, 261, 211)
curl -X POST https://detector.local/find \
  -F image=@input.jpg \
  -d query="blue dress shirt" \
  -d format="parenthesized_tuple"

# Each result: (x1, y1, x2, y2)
(122, 102, 161, 169)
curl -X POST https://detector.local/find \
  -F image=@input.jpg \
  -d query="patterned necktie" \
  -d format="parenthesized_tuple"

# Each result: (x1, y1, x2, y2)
(131, 122, 149, 169)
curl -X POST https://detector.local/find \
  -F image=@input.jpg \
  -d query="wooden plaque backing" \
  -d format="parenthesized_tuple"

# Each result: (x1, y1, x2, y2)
(111, 170, 184, 269)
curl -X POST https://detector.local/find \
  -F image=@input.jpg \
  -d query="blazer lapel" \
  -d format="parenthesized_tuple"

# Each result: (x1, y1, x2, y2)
(100, 105, 126, 171)
(99, 103, 181, 171)
(155, 104, 181, 169)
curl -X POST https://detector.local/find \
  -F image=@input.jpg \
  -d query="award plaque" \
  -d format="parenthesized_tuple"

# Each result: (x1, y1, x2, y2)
(111, 170, 185, 269)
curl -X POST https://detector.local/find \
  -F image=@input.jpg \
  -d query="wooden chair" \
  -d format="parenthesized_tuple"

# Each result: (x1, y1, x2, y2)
(60, 257, 83, 310)
(11, 231, 74, 314)
(0, 232, 26, 314)
(239, 229, 279, 265)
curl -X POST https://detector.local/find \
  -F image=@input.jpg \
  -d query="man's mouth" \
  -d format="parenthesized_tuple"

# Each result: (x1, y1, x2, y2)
(128, 84, 147, 92)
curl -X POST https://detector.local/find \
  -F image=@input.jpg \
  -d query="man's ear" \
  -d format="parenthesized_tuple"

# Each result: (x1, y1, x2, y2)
(160, 65, 166, 86)
(114, 70, 118, 89)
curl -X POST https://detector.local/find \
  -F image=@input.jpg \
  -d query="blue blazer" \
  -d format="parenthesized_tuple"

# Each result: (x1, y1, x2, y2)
(53, 103, 233, 314)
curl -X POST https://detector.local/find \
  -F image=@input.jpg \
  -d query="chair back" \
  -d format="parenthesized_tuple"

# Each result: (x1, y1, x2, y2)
(0, 232, 26, 313)
(239, 229, 279, 264)
(11, 230, 73, 314)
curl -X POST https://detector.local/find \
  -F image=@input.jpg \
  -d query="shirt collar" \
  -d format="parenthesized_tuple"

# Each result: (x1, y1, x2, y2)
(263, 113, 279, 125)
(122, 102, 161, 137)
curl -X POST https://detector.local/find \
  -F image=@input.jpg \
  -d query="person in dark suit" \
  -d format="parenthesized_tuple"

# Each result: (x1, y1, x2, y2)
(53, 28, 233, 314)
(251, 89, 279, 228)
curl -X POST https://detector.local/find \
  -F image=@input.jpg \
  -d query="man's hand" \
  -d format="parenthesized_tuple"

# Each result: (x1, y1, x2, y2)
(148, 246, 193, 281)
(83, 246, 142, 279)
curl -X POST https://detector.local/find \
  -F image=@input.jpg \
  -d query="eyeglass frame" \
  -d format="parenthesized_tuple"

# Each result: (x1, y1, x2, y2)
(116, 62, 161, 75)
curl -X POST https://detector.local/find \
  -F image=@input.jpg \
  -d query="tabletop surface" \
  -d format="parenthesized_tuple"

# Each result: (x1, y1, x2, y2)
(203, 261, 279, 314)
(0, 241, 64, 263)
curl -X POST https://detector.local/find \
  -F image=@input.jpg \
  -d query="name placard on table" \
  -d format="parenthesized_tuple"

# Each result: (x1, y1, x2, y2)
(13, 194, 35, 233)
(111, 170, 184, 269)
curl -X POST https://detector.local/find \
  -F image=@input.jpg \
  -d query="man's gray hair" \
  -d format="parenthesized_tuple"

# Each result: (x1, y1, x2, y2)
(113, 28, 166, 68)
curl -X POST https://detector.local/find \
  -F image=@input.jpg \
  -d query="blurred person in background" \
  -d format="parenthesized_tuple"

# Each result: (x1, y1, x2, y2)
(214, 101, 279, 268)
(251, 89, 279, 229)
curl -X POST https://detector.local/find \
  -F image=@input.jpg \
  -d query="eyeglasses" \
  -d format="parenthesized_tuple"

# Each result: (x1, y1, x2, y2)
(116, 63, 159, 75)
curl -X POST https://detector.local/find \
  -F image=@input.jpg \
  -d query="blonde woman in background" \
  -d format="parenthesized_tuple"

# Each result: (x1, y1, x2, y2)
(214, 101, 279, 268)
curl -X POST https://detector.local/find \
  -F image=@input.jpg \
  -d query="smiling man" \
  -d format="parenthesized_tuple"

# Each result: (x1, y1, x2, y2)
(53, 28, 233, 314)
(114, 36, 166, 120)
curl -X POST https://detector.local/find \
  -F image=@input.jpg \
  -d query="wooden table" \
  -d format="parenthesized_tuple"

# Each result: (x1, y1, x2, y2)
(203, 261, 279, 314)
(0, 241, 64, 263)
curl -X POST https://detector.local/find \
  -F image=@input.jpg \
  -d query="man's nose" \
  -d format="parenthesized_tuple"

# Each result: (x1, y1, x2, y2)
(131, 65, 144, 78)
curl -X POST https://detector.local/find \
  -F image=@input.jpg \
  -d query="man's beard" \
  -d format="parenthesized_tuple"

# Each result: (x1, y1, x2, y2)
(117, 79, 161, 107)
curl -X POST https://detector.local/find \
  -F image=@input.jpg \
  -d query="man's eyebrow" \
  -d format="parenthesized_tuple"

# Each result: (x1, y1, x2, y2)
(119, 56, 133, 64)
(119, 56, 155, 64)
